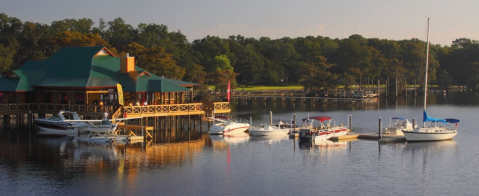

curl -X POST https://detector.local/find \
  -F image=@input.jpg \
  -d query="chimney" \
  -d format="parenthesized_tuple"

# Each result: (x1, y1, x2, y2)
(120, 53, 135, 73)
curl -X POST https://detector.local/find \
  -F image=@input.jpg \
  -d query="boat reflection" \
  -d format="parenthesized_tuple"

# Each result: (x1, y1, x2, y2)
(209, 135, 250, 148)
(249, 134, 289, 143)
(299, 139, 353, 150)
(403, 140, 457, 150)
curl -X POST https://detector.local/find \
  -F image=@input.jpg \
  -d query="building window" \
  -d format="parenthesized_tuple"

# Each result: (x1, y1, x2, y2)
(58, 92, 68, 104)
(43, 93, 51, 103)
(25, 92, 36, 103)
(8, 93, 16, 103)
(76, 93, 84, 104)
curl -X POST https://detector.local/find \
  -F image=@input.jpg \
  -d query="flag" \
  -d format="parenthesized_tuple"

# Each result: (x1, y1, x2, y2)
(227, 81, 231, 102)
(117, 83, 124, 105)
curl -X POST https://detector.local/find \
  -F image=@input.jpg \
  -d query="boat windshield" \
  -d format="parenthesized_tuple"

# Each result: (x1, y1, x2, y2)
(101, 120, 112, 125)
(47, 115, 62, 121)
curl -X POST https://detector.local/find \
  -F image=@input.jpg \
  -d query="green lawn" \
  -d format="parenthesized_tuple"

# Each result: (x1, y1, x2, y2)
(208, 83, 304, 91)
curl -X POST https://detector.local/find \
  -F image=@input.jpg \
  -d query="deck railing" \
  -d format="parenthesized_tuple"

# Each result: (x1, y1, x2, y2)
(123, 103, 204, 116)
(0, 102, 228, 116)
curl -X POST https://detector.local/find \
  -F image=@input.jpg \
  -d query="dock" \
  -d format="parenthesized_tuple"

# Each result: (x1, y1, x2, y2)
(330, 132, 360, 141)
(356, 133, 406, 143)
(116, 125, 154, 141)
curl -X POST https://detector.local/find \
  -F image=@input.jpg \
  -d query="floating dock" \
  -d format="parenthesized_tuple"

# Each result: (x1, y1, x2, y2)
(330, 132, 360, 141)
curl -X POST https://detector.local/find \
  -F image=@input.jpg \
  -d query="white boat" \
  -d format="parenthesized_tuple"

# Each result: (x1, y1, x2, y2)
(249, 111, 292, 136)
(208, 116, 250, 136)
(249, 124, 291, 136)
(35, 110, 140, 142)
(383, 117, 416, 136)
(402, 18, 459, 142)
(35, 111, 86, 136)
(298, 116, 349, 142)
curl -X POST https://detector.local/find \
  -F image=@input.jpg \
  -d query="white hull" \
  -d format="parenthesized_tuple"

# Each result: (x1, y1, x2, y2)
(313, 129, 348, 141)
(208, 123, 250, 135)
(37, 127, 78, 136)
(249, 125, 290, 136)
(403, 128, 457, 141)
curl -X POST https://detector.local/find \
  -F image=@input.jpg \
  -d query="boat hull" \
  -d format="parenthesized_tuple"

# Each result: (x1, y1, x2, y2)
(208, 124, 250, 135)
(35, 121, 77, 136)
(249, 128, 290, 136)
(402, 129, 457, 141)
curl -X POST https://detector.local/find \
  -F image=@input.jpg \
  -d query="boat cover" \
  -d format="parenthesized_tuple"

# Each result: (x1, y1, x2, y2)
(392, 117, 406, 120)
(302, 116, 332, 123)
(423, 110, 446, 123)
(445, 118, 460, 123)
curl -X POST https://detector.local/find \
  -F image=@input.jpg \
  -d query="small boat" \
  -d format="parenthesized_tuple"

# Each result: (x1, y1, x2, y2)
(298, 116, 349, 142)
(402, 18, 459, 142)
(249, 111, 292, 136)
(383, 117, 416, 136)
(208, 116, 250, 136)
(35, 111, 86, 136)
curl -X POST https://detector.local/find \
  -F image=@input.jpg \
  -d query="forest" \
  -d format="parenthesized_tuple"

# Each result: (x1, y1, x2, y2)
(1, 13, 479, 93)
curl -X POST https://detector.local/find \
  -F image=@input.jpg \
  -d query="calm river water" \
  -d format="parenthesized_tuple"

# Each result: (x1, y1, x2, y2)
(1, 91, 479, 196)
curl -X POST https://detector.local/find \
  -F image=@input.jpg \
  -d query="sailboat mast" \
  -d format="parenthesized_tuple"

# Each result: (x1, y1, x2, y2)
(423, 18, 430, 127)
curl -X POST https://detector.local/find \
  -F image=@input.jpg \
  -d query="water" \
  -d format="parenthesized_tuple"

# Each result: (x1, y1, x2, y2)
(1, 91, 478, 196)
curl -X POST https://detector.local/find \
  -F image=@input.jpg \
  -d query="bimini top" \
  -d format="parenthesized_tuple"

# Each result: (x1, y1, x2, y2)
(302, 116, 332, 123)
(392, 117, 407, 120)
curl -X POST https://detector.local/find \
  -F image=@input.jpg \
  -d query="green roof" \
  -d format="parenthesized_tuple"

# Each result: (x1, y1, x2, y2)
(0, 46, 197, 92)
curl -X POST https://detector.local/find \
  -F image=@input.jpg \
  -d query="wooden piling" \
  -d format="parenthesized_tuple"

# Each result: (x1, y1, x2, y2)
(379, 118, 382, 139)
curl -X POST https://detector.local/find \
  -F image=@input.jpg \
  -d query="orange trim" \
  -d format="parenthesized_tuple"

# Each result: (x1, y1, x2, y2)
(139, 71, 151, 76)
(93, 47, 116, 57)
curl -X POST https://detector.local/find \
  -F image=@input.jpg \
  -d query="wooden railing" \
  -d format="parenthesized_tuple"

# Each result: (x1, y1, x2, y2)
(0, 103, 117, 114)
(123, 103, 204, 116)
(0, 102, 229, 117)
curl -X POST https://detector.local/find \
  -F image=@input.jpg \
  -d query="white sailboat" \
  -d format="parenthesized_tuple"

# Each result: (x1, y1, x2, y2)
(402, 18, 459, 141)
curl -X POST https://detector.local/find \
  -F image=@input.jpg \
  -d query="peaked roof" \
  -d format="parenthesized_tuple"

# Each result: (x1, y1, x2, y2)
(0, 46, 196, 92)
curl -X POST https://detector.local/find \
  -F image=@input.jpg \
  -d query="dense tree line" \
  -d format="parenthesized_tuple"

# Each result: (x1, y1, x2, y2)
(1, 13, 479, 92)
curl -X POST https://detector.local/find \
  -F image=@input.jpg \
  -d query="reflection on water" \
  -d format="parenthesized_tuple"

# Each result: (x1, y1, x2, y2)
(1, 91, 479, 195)
(209, 135, 250, 148)
(403, 140, 458, 150)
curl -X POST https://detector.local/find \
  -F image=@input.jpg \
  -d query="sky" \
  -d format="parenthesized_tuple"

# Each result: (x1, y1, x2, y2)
(1, 0, 478, 46)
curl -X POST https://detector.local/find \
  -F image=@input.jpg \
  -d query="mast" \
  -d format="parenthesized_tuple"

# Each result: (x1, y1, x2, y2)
(423, 18, 430, 128)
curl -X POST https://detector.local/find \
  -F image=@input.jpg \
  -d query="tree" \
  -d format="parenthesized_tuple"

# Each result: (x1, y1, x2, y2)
(0, 44, 16, 74)
(50, 31, 110, 47)
(123, 42, 185, 79)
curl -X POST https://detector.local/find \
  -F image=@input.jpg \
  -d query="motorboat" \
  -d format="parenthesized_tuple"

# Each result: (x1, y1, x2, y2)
(208, 116, 250, 136)
(249, 124, 291, 136)
(35, 111, 139, 142)
(383, 117, 416, 136)
(35, 111, 86, 136)
(298, 116, 349, 142)
(249, 111, 292, 136)
(402, 18, 459, 142)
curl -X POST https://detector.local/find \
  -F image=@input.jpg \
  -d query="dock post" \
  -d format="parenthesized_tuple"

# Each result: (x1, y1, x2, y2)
(412, 118, 415, 130)
(27, 111, 31, 130)
(142, 126, 145, 142)
(379, 118, 382, 139)
(270, 111, 272, 126)
(293, 114, 296, 132)
(348, 115, 352, 132)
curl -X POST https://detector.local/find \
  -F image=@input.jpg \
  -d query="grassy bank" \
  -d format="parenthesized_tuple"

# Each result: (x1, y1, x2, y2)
(235, 83, 304, 91)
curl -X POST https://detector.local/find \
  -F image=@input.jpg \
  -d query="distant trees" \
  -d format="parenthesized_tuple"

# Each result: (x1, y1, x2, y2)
(2, 13, 479, 91)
